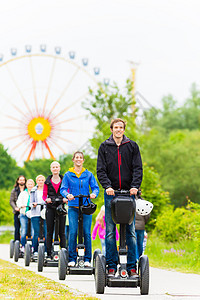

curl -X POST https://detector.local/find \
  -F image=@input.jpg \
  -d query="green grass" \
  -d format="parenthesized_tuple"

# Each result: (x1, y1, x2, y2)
(145, 234, 200, 274)
(0, 259, 98, 299)
(0, 231, 13, 244)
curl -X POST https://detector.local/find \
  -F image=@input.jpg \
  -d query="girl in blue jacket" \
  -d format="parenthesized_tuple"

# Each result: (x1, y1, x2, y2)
(60, 151, 99, 267)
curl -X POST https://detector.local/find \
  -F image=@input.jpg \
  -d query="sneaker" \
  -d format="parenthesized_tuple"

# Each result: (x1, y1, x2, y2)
(84, 261, 91, 267)
(108, 268, 116, 277)
(128, 269, 137, 277)
(68, 261, 75, 267)
(33, 252, 38, 259)
(21, 246, 25, 253)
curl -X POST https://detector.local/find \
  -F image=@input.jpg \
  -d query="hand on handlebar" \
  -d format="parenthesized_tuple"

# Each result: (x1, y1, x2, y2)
(46, 198, 52, 204)
(63, 197, 68, 203)
(130, 188, 138, 196)
(67, 194, 74, 201)
(106, 187, 115, 196)
(90, 193, 96, 199)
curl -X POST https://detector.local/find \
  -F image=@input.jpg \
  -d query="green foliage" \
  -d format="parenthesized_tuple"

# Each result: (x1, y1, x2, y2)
(82, 79, 137, 153)
(142, 83, 200, 133)
(23, 159, 54, 181)
(0, 190, 13, 225)
(0, 144, 22, 189)
(154, 201, 200, 243)
(140, 163, 170, 231)
(140, 129, 200, 206)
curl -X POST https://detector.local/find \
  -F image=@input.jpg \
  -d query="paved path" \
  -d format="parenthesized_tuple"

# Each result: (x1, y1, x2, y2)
(0, 244, 200, 300)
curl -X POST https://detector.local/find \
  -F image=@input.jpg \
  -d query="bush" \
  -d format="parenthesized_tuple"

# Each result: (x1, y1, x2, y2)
(0, 189, 13, 225)
(154, 201, 200, 244)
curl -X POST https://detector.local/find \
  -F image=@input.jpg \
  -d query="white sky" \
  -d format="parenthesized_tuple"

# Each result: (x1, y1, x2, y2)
(0, 0, 200, 106)
(0, 0, 200, 162)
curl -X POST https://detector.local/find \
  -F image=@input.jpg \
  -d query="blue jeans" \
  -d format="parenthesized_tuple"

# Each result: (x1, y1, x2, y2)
(14, 212, 20, 241)
(135, 230, 144, 259)
(31, 217, 47, 252)
(68, 207, 92, 262)
(104, 191, 137, 272)
(100, 238, 106, 256)
(20, 214, 28, 247)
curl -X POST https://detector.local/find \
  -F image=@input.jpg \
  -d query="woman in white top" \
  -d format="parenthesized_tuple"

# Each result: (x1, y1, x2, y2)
(16, 179, 35, 251)
(30, 175, 47, 256)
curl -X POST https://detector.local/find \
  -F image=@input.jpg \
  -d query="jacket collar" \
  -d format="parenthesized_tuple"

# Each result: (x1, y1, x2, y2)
(105, 134, 130, 146)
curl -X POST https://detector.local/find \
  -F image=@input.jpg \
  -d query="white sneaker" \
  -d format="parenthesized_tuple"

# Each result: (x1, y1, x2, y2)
(33, 252, 38, 259)
(21, 246, 25, 253)
(68, 261, 75, 267)
(84, 261, 91, 267)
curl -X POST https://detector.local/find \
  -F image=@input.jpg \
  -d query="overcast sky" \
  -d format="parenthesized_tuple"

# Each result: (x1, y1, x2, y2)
(0, 0, 200, 162)
(0, 0, 200, 107)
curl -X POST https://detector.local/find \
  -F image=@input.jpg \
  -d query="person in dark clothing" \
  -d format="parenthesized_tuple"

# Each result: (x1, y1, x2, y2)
(43, 161, 68, 259)
(97, 118, 143, 278)
(135, 190, 150, 259)
(10, 175, 27, 241)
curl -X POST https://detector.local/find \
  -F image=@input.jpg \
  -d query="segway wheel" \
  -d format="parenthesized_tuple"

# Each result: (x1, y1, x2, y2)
(24, 244, 31, 266)
(92, 248, 101, 270)
(58, 248, 68, 280)
(14, 240, 20, 262)
(10, 239, 14, 258)
(139, 255, 149, 295)
(38, 245, 44, 272)
(95, 254, 105, 294)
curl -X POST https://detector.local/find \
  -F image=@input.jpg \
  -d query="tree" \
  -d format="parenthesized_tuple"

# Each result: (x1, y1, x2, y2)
(23, 159, 54, 181)
(82, 79, 137, 154)
(140, 129, 200, 206)
(142, 84, 200, 133)
(0, 144, 22, 189)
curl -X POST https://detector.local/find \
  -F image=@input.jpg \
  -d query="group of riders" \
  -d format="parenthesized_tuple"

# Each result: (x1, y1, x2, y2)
(10, 118, 147, 277)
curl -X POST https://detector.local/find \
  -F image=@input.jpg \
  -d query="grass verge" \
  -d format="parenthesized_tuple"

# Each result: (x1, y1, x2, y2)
(145, 234, 200, 274)
(0, 259, 98, 299)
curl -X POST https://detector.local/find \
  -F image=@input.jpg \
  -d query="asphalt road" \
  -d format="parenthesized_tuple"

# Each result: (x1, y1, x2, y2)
(0, 244, 200, 300)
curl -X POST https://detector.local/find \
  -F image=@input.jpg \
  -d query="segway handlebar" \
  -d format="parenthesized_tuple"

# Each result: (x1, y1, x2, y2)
(114, 190, 130, 194)
(74, 194, 90, 198)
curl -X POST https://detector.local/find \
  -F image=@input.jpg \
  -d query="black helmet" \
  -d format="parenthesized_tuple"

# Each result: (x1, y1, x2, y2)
(81, 201, 97, 215)
(56, 204, 67, 215)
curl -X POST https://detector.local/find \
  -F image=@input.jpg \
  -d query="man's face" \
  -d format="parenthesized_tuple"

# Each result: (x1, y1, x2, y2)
(111, 122, 125, 139)
(18, 176, 25, 186)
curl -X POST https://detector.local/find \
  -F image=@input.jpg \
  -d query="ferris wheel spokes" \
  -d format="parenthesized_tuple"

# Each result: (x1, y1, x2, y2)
(47, 66, 80, 118)
(29, 55, 39, 115)
(5, 64, 33, 117)
(42, 56, 57, 115)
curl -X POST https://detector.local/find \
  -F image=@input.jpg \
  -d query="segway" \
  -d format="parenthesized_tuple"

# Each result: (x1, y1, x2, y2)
(24, 213, 33, 266)
(38, 198, 66, 272)
(25, 204, 46, 266)
(58, 194, 96, 280)
(94, 190, 150, 295)
(10, 239, 15, 258)
(14, 206, 32, 262)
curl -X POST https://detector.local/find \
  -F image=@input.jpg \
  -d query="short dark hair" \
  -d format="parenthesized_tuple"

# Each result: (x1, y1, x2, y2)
(72, 151, 84, 160)
(110, 118, 126, 130)
(14, 175, 27, 187)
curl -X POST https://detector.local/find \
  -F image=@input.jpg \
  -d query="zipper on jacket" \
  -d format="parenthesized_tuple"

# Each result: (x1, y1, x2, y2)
(117, 146, 122, 190)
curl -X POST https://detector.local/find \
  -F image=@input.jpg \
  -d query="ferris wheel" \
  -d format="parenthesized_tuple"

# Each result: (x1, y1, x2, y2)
(0, 45, 109, 163)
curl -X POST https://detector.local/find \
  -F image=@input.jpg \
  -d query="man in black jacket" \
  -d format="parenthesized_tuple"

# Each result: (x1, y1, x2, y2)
(97, 118, 143, 277)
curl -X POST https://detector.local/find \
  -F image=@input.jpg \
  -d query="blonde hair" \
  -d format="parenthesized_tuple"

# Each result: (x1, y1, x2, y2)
(36, 174, 45, 182)
(26, 179, 35, 186)
(50, 161, 60, 168)
(96, 205, 105, 229)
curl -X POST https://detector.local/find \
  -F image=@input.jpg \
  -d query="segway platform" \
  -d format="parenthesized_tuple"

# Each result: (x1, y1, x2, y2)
(68, 266, 94, 275)
(107, 276, 139, 288)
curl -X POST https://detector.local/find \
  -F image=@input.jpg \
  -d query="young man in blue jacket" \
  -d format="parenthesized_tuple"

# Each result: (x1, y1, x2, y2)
(97, 118, 143, 277)
(60, 151, 99, 267)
